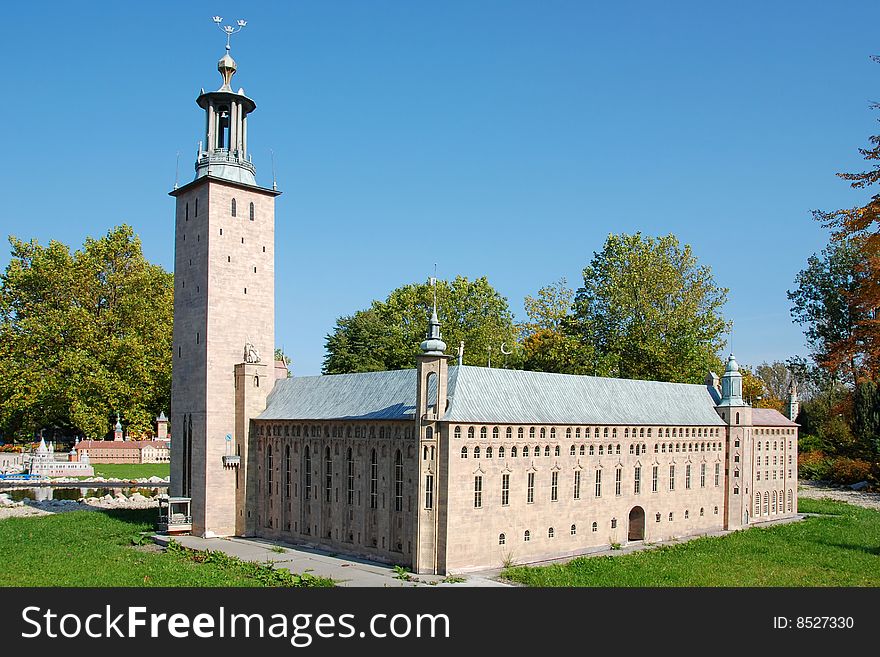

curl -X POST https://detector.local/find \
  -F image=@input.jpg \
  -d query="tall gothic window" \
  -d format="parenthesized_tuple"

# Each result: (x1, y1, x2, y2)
(347, 448, 354, 505)
(267, 444, 273, 491)
(304, 445, 311, 500)
(370, 449, 378, 509)
(324, 446, 332, 503)
(394, 450, 403, 512)
(231, 198, 237, 217)
(249, 201, 255, 221)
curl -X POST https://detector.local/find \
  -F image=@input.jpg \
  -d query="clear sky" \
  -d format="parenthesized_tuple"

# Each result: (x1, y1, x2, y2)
(1, 1, 877, 375)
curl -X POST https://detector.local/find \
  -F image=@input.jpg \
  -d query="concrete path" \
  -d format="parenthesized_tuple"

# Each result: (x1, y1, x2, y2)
(151, 534, 510, 588)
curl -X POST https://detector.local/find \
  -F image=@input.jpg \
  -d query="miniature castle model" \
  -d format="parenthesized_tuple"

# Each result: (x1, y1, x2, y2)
(170, 29, 799, 573)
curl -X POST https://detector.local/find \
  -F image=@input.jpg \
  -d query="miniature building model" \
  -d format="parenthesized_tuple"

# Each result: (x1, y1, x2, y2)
(170, 31, 799, 572)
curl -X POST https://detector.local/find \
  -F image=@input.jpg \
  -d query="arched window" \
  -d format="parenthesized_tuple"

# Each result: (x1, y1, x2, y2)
(787, 489, 793, 512)
(523, 445, 529, 457)
(474, 446, 481, 459)
(506, 427, 512, 440)
(570, 445, 576, 456)
(580, 445, 585, 456)
(524, 530, 531, 542)
(763, 492, 769, 515)
(324, 446, 332, 502)
(369, 449, 378, 509)
(266, 444, 273, 490)
(540, 427, 546, 439)
(303, 444, 310, 499)
(548, 527, 555, 538)
(755, 492, 761, 516)
(499, 446, 505, 459)
(736, 412, 740, 424)
(347, 448, 354, 504)
(518, 427, 524, 440)
(481, 427, 487, 440)
(772, 490, 777, 513)
(615, 444, 620, 455)
(570, 524, 577, 535)
(592, 521, 598, 532)
(493, 426, 499, 440)
(530, 427, 536, 440)
(486, 446, 493, 458)
(699, 507, 704, 517)
(545, 445, 550, 457)
(468, 427, 475, 440)
(425, 426, 433, 441)
(511, 446, 517, 458)
(284, 445, 290, 499)
(555, 445, 560, 456)
(589, 445, 594, 455)
(454, 426, 461, 440)
(249, 202, 255, 221)
(499, 533, 506, 545)
(394, 450, 403, 511)
(461, 447, 468, 459)
(231, 198, 237, 216)
(566, 428, 572, 440)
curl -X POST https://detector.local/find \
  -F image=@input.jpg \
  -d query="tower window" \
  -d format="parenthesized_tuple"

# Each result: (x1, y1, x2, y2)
(250, 202, 255, 221)
(185, 203, 189, 221)
(231, 198, 237, 217)
(220, 229, 223, 235)
(195, 198, 198, 216)
(244, 288, 247, 294)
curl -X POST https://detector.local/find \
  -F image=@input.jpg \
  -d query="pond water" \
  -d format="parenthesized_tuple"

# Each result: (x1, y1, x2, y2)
(5, 487, 164, 502)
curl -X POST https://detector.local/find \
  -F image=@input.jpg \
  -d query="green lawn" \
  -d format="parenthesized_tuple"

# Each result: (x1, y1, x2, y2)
(0, 509, 332, 587)
(91, 463, 170, 479)
(502, 499, 880, 586)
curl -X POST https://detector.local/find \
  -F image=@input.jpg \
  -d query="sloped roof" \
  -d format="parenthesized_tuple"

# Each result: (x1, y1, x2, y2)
(75, 441, 168, 450)
(751, 408, 798, 427)
(259, 366, 725, 426)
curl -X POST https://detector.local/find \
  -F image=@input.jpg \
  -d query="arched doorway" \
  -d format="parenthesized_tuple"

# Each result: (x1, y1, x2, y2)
(628, 506, 645, 541)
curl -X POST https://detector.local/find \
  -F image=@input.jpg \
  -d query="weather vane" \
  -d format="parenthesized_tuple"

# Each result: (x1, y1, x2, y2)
(212, 15, 247, 52)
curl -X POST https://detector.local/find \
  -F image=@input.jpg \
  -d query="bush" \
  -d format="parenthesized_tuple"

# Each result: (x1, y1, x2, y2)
(798, 450, 832, 480)
(829, 457, 874, 486)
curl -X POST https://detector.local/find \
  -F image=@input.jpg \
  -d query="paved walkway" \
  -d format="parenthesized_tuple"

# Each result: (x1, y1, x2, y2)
(151, 534, 510, 588)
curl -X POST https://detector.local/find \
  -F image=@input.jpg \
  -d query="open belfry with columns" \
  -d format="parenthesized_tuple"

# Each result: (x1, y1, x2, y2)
(170, 26, 799, 574)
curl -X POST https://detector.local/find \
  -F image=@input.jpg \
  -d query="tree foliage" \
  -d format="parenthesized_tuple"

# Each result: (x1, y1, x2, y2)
(0, 225, 172, 440)
(520, 279, 593, 373)
(811, 59, 880, 380)
(323, 276, 519, 374)
(788, 238, 867, 383)
(569, 233, 730, 383)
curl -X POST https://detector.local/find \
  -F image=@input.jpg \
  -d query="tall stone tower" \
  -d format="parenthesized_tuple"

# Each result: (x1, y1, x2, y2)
(715, 354, 753, 529)
(413, 300, 449, 574)
(170, 27, 280, 537)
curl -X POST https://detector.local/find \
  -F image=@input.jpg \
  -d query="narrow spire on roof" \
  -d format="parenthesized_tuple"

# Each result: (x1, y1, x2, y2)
(420, 274, 446, 356)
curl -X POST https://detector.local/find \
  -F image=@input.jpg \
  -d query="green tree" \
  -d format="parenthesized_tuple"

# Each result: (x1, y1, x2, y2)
(852, 380, 880, 458)
(323, 276, 519, 374)
(520, 278, 593, 373)
(570, 233, 730, 383)
(787, 238, 867, 383)
(0, 225, 173, 440)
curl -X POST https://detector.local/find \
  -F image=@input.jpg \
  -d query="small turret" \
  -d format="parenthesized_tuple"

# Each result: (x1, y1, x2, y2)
(717, 354, 744, 407)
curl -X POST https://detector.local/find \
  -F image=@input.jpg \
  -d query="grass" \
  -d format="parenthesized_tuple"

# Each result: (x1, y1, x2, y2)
(0, 508, 332, 587)
(502, 499, 880, 587)
(91, 463, 170, 480)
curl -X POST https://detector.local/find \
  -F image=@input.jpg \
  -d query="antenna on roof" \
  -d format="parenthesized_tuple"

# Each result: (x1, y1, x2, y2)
(487, 345, 492, 368)
(270, 149, 277, 191)
(174, 151, 180, 190)
(458, 341, 464, 367)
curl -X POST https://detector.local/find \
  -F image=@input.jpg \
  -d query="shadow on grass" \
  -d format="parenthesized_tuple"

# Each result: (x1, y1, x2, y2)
(816, 541, 880, 556)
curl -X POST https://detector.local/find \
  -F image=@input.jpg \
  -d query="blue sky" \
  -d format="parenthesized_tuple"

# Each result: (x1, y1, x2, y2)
(1, 1, 877, 375)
